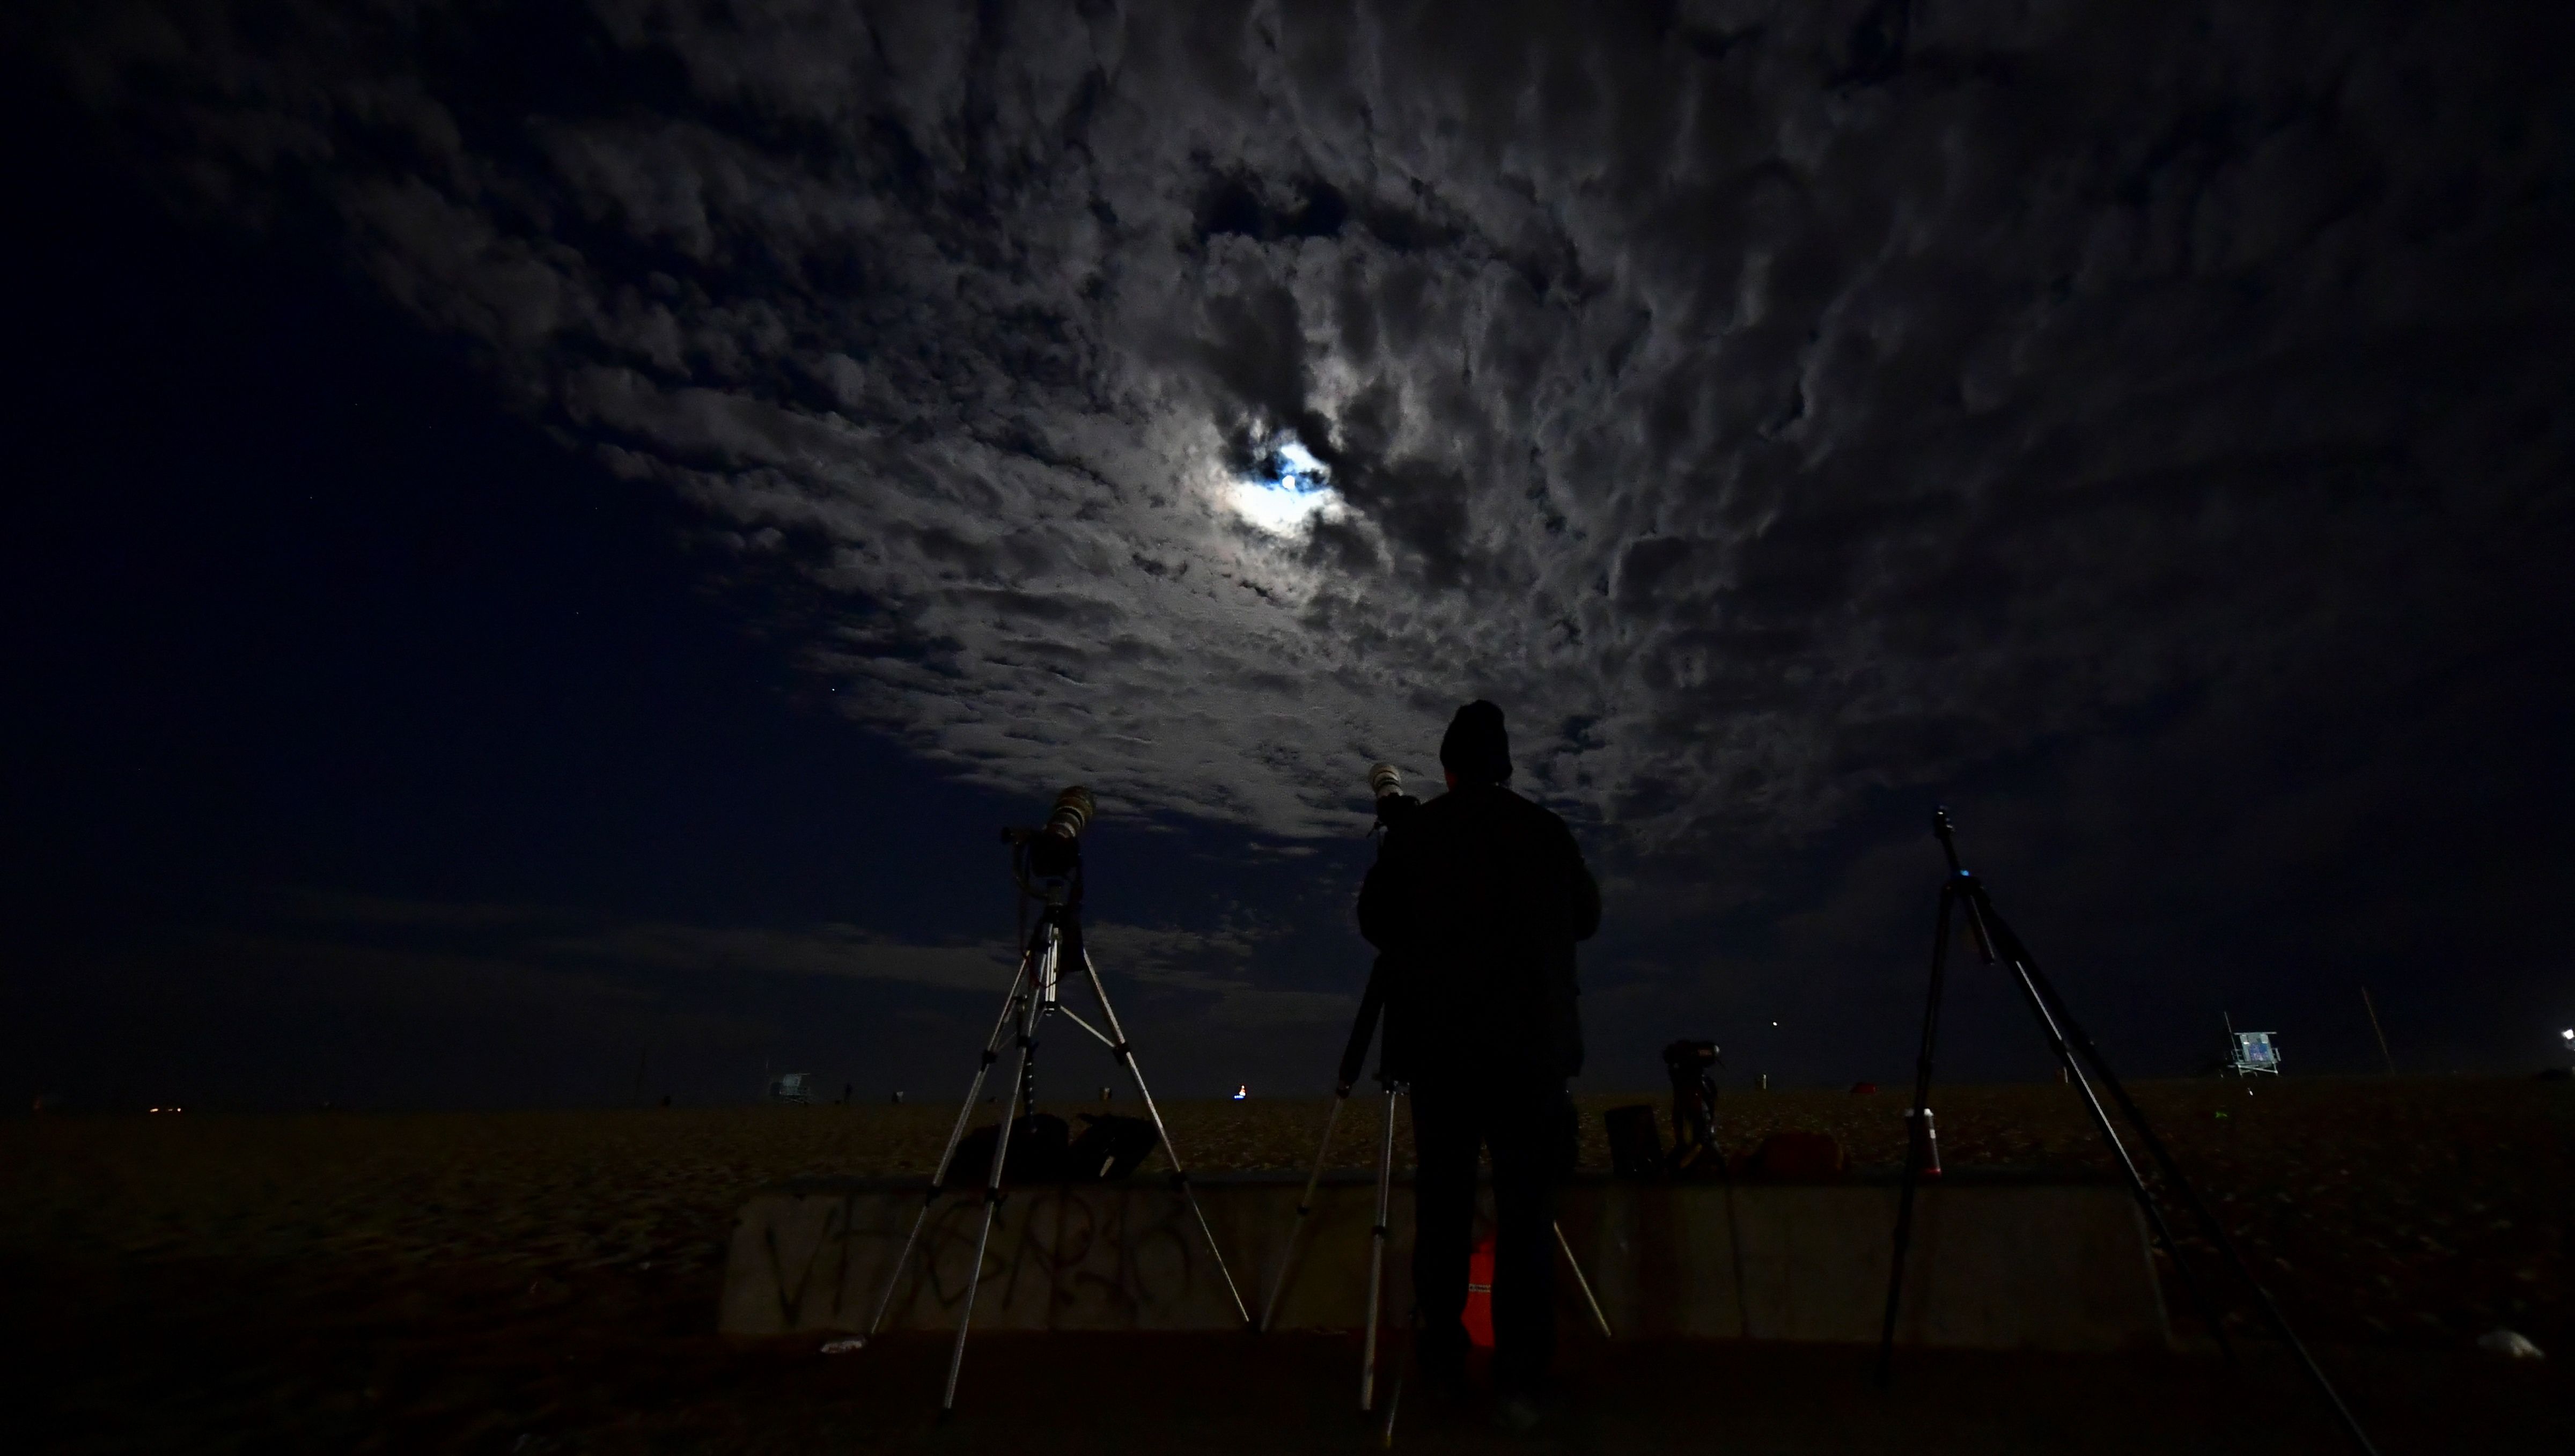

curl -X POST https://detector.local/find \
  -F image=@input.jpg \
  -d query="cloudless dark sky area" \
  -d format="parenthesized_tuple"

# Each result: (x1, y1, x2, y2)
(6, 2, 2574, 1111)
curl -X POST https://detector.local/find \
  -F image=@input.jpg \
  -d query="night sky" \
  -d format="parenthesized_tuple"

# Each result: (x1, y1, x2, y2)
(8, 2, 2572, 1111)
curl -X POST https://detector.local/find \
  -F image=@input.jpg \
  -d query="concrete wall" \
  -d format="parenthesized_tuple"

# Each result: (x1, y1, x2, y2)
(722, 1172, 2168, 1352)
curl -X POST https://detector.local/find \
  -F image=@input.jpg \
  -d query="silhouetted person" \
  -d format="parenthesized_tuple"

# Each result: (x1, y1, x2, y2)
(1357, 700, 1599, 1416)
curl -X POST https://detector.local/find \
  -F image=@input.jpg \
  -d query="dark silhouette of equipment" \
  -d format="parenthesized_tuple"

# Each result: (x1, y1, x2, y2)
(1877, 809, 2379, 1456)
(1068, 1112, 1159, 1180)
(856, 786, 1246, 1416)
(1603, 1104, 1663, 1179)
(1661, 1040, 1724, 1176)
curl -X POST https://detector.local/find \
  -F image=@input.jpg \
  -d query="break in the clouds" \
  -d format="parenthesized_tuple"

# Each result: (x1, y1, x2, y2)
(51, 0, 2574, 850)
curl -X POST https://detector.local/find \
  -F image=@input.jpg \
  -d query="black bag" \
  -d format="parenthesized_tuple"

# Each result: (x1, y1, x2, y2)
(1604, 1104, 1664, 1180)
(1065, 1113, 1159, 1180)
(941, 1113, 1071, 1188)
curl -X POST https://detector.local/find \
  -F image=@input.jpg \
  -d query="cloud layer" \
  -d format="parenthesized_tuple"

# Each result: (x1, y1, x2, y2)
(281, 888, 1345, 1030)
(49, 0, 2575, 864)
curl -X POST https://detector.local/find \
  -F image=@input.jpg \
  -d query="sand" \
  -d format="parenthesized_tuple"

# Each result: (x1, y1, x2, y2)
(5, 1077, 2567, 1452)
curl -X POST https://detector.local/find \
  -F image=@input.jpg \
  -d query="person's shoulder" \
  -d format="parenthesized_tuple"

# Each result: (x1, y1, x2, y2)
(1498, 786, 1570, 828)
(1498, 791, 1587, 856)
(1424, 784, 1570, 833)
(1419, 785, 1511, 814)
(1405, 787, 1490, 839)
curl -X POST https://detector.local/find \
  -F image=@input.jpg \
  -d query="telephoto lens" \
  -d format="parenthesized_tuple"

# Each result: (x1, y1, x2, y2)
(1044, 785, 1096, 840)
(1367, 763, 1420, 832)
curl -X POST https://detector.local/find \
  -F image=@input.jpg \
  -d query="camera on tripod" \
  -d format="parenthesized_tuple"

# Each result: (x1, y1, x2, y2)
(1367, 762, 1420, 834)
(1601, 1040, 1725, 1179)
(1664, 1040, 1723, 1176)
(1002, 784, 1095, 883)
(869, 782, 1249, 1411)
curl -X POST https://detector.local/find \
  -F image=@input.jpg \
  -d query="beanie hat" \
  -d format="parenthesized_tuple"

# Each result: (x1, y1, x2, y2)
(1438, 700, 1512, 785)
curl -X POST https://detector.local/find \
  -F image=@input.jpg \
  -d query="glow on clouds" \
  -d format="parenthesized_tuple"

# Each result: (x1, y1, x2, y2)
(1228, 434, 1341, 537)
(54, 0, 2571, 861)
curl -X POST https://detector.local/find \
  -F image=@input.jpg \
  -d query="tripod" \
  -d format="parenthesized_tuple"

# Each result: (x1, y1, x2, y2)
(1261, 955, 1613, 1414)
(860, 805, 1249, 1414)
(1876, 810, 2378, 1456)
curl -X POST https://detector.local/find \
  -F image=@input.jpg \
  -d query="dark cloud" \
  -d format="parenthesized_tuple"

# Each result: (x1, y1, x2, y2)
(49, 0, 2573, 851)
(28, 0, 2575, 1084)
(12, 883, 1337, 1107)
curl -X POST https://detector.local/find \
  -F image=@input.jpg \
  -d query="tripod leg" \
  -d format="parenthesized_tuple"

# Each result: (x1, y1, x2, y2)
(1259, 1091, 1348, 1333)
(1966, 892, 2239, 1367)
(1878, 884, 1957, 1385)
(1553, 1220, 1613, 1339)
(1362, 1082, 1399, 1412)
(940, 939, 1049, 1414)
(866, 952, 1033, 1340)
(1077, 949, 1253, 1326)
(1997, 915, 2380, 1456)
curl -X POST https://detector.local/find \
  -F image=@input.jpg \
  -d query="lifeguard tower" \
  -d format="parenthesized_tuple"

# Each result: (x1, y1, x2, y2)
(2221, 1013, 2280, 1078)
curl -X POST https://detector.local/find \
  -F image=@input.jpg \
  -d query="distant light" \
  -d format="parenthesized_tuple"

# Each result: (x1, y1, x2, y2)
(2562, 1030, 2573, 1041)
(1232, 1084, 1249, 1101)
(1771, 1021, 1779, 1027)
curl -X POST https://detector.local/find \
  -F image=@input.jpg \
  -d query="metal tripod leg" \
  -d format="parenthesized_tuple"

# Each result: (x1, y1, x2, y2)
(1077, 949, 1252, 1327)
(865, 951, 1034, 1340)
(1553, 1220, 1613, 1338)
(1878, 883, 1956, 1383)
(1965, 888, 2235, 1363)
(1994, 910, 2378, 1456)
(1899, 812, 2378, 1456)
(1361, 1080, 1399, 1411)
(1260, 1090, 1348, 1332)
(940, 932, 1052, 1414)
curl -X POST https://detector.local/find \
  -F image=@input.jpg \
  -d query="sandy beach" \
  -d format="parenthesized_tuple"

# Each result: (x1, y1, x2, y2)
(6, 1078, 2567, 1451)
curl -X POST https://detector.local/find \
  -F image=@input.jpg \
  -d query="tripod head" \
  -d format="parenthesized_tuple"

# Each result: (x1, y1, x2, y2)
(1930, 806, 2000, 962)
(1932, 805, 1967, 876)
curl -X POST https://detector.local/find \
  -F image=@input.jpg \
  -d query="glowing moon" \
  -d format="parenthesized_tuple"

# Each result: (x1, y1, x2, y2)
(1228, 434, 1340, 536)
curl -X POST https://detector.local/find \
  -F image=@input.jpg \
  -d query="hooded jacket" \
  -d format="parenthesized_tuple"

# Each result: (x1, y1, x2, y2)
(1356, 782, 1600, 1081)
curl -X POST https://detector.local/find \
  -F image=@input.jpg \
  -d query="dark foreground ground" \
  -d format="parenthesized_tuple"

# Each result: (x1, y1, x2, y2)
(6, 1078, 2569, 1452)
